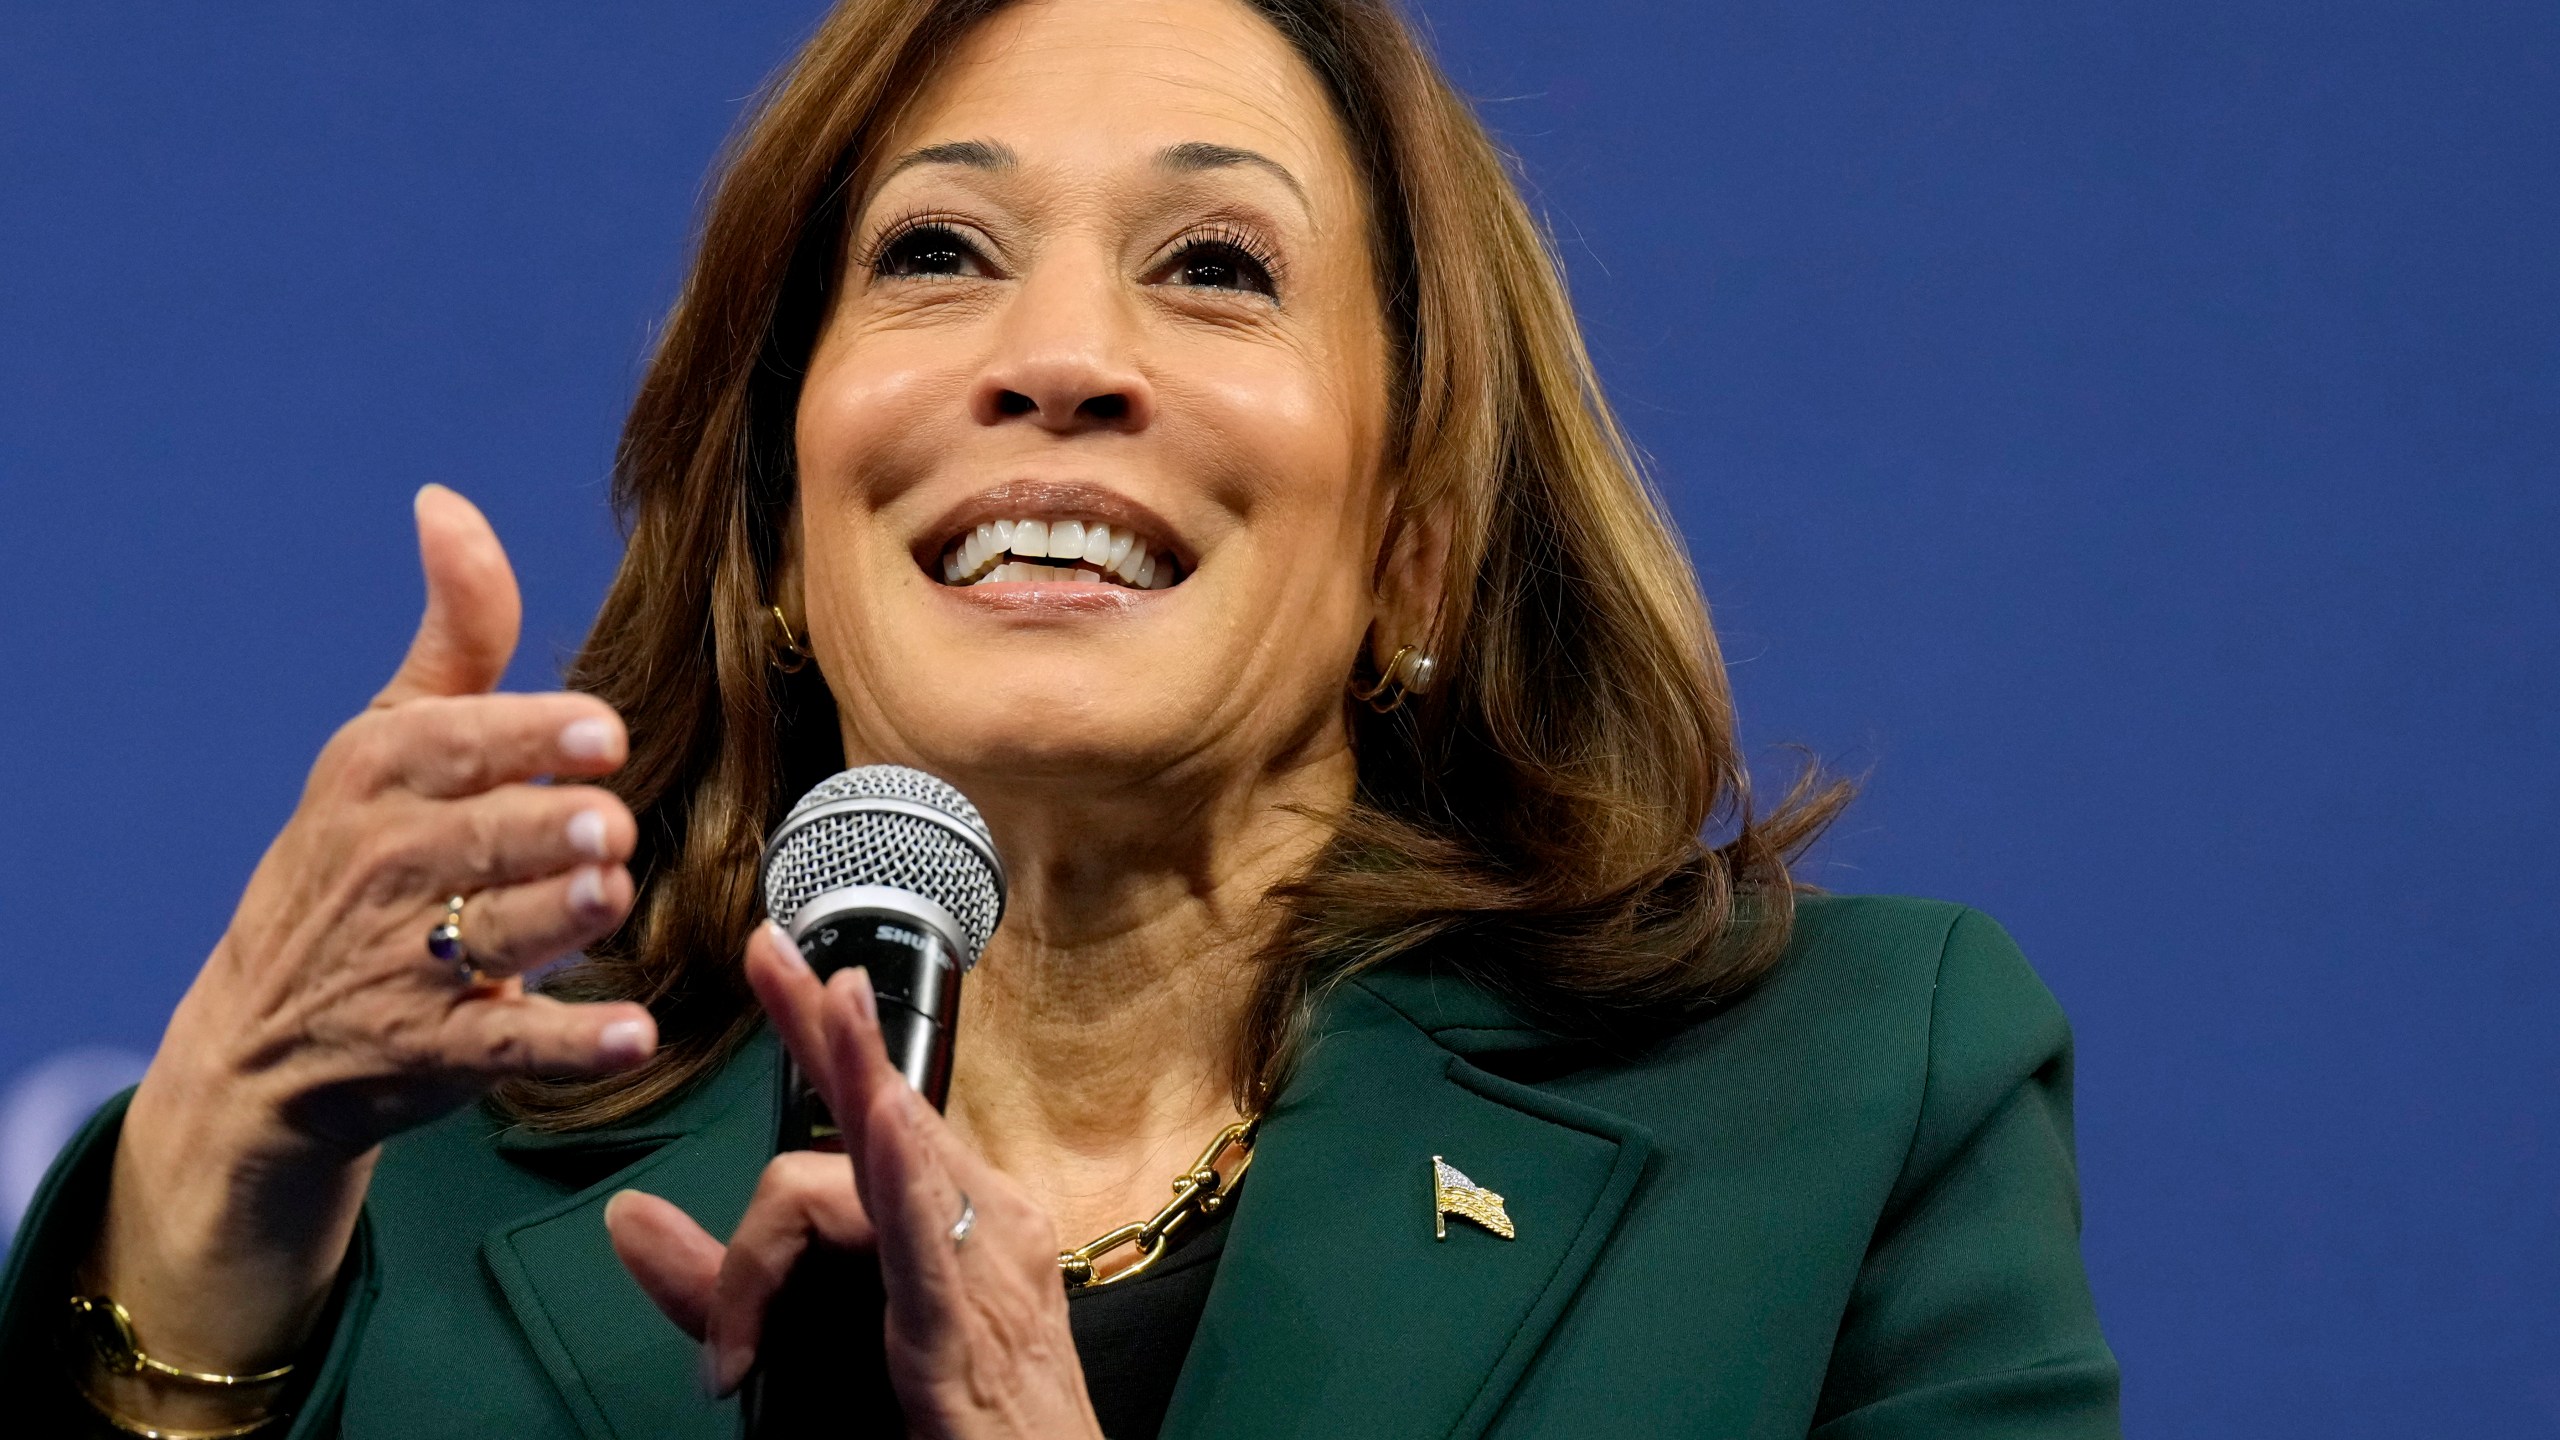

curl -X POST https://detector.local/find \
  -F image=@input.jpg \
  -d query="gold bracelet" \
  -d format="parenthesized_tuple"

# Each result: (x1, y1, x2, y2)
(69, 1297, 296, 1388)
(66, 1296, 293, 1439)
(74, 1383, 283, 1440)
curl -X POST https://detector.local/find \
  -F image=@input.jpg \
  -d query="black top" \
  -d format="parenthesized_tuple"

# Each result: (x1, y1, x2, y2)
(738, 1197, 1227, 1438)
(1068, 1203, 1232, 1440)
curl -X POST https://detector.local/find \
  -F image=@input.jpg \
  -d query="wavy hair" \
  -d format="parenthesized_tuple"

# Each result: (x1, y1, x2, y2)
(499, 0, 1848, 1130)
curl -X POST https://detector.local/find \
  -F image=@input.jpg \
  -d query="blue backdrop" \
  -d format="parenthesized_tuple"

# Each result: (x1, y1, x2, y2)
(4, 3, 2552, 1433)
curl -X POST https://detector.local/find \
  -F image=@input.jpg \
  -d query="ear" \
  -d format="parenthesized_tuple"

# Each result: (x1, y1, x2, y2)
(1370, 497, 1454, 672)
(771, 500, 809, 636)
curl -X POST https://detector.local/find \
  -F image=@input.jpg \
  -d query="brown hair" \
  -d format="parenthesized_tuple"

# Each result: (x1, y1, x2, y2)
(499, 0, 1847, 1130)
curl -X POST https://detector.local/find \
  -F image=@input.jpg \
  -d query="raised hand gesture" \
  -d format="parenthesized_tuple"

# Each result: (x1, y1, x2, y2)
(85, 487, 658, 1429)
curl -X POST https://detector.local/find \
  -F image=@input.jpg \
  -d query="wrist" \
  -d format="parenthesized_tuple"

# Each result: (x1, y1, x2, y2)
(122, 1017, 373, 1201)
(91, 1058, 371, 1382)
(110, 1060, 375, 1266)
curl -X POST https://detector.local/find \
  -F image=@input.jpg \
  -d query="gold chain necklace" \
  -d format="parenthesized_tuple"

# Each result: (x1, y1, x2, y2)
(1056, 1119, 1258, 1290)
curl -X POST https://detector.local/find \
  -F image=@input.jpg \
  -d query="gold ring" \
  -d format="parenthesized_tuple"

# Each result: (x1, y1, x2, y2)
(427, 895, 479, 983)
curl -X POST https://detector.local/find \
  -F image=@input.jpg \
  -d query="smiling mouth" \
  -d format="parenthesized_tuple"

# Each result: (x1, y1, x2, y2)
(936, 517, 1183, 590)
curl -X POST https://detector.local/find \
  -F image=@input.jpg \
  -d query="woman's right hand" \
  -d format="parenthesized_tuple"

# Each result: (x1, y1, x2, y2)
(83, 485, 660, 1418)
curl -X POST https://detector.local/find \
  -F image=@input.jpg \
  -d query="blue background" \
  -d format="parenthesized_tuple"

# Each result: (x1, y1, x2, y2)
(3, 2, 2552, 1432)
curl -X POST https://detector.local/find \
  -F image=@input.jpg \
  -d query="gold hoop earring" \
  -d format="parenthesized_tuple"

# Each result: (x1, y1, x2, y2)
(1351, 643, 1436, 714)
(768, 604, 814, 674)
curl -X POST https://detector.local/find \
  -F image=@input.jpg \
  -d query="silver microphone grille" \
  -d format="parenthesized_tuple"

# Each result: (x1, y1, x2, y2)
(761, 766, 1006, 962)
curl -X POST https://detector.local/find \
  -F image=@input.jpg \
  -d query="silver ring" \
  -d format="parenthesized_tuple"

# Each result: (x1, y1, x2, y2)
(949, 1193, 975, 1247)
(426, 894, 481, 983)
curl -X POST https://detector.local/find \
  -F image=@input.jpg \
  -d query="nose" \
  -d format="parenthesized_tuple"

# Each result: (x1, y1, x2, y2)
(968, 258, 1153, 436)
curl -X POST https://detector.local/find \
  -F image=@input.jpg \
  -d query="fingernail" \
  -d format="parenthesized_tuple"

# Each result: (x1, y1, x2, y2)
(848, 964, 879, 1025)
(560, 716, 616, 762)
(599, 1017, 653, 1065)
(698, 1340, 727, 1397)
(566, 809, 611, 859)
(762, 921, 811, 974)
(701, 1339, 752, 1398)
(569, 865, 612, 917)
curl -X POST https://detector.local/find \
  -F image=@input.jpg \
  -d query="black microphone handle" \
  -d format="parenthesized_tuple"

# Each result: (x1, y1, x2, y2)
(741, 915, 963, 1439)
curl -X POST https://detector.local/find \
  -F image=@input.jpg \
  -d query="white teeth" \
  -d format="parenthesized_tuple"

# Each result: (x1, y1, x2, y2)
(939, 516, 1182, 589)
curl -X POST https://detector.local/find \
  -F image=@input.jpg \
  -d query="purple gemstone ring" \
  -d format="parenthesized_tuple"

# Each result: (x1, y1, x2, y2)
(427, 894, 479, 983)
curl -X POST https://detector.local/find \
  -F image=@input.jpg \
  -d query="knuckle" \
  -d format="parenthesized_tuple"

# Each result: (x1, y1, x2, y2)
(377, 1015, 442, 1072)
(407, 753, 466, 799)
(468, 895, 535, 970)
(350, 830, 431, 907)
(322, 714, 396, 790)
(720, 1237, 787, 1301)
(457, 804, 506, 882)
(407, 703, 488, 794)
(1012, 1205, 1056, 1252)
(475, 1025, 533, 1071)
(750, 1154, 864, 1237)
(753, 1155, 812, 1207)
(767, 1153, 839, 1206)
(991, 1198, 1053, 1251)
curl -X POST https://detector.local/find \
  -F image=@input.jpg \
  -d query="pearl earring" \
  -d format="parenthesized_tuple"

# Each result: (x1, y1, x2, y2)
(1352, 643, 1436, 714)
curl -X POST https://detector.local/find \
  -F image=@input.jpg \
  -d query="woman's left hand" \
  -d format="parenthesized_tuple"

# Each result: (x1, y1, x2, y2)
(606, 922, 1104, 1440)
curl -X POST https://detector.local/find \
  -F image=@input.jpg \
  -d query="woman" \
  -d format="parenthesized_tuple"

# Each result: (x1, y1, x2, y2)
(0, 0, 2119, 1435)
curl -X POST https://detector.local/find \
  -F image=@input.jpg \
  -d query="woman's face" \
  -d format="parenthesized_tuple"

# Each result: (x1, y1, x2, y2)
(792, 0, 1396, 822)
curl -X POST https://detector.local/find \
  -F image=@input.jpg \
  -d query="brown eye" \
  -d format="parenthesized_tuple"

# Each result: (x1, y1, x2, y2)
(1162, 240, 1275, 297)
(875, 225, 984, 278)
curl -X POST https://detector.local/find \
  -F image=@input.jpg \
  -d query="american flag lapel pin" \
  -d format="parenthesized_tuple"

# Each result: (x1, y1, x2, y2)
(1432, 1155, 1516, 1241)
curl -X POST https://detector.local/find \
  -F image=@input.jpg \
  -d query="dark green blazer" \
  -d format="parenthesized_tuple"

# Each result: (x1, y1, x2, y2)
(1, 896, 2119, 1437)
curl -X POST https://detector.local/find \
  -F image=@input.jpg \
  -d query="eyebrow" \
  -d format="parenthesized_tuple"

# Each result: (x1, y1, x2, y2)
(1157, 142, 1310, 216)
(872, 137, 1310, 218)
(877, 139, 1018, 185)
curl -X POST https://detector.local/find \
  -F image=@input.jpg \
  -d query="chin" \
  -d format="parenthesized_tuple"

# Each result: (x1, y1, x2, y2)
(864, 687, 1203, 793)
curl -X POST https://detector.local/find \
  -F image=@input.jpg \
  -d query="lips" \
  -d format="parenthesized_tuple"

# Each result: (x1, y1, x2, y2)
(936, 516, 1181, 590)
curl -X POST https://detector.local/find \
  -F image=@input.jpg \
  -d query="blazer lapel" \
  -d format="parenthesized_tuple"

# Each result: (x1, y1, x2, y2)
(479, 1032, 779, 1440)
(1162, 971, 1652, 1440)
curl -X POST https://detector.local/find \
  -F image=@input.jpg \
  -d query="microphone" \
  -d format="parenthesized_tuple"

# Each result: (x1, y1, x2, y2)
(742, 765, 1006, 1437)
(760, 765, 1007, 1112)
